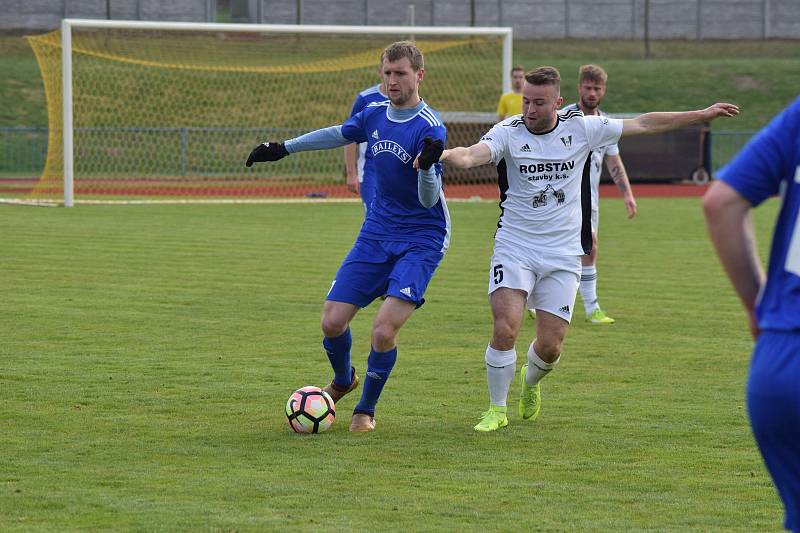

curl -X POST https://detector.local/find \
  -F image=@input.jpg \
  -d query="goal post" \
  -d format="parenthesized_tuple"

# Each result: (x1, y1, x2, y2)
(30, 19, 512, 206)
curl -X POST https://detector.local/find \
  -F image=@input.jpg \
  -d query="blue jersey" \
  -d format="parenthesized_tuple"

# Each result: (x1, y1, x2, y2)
(350, 84, 388, 121)
(349, 85, 389, 173)
(341, 101, 450, 252)
(718, 96, 800, 332)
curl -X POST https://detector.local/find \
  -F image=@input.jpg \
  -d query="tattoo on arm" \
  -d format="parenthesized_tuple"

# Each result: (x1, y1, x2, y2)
(609, 163, 631, 194)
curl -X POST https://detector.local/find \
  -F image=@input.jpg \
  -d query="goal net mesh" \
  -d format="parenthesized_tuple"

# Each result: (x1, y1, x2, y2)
(26, 26, 503, 202)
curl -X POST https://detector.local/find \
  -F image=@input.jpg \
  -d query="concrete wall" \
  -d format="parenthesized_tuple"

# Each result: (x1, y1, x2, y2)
(0, 0, 217, 30)
(250, 0, 800, 40)
(2, 0, 798, 39)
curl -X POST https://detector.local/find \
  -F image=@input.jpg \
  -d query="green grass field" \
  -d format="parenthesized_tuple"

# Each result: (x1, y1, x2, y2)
(0, 197, 784, 531)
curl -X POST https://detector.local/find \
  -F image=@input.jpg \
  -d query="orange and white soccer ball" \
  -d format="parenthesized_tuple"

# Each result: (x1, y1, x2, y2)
(285, 386, 336, 433)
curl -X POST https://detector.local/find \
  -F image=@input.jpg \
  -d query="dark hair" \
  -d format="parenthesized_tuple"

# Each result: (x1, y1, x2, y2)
(511, 65, 526, 75)
(381, 41, 424, 71)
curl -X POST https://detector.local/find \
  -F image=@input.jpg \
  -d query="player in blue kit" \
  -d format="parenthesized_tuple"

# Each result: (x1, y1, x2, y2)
(344, 75, 388, 214)
(704, 96, 800, 533)
(246, 41, 447, 433)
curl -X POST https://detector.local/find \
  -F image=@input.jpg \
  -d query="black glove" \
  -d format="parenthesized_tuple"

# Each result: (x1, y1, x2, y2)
(417, 137, 444, 171)
(246, 142, 289, 167)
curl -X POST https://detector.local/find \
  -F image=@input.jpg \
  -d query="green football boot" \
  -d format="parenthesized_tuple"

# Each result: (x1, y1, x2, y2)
(473, 405, 509, 432)
(518, 364, 541, 421)
(587, 308, 615, 324)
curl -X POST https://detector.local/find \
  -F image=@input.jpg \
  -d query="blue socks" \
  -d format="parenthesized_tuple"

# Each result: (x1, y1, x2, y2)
(323, 329, 352, 388)
(324, 333, 398, 416)
(354, 347, 398, 416)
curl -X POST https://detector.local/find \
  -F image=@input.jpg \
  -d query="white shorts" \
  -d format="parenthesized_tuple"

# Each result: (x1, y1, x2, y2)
(591, 208, 599, 234)
(487, 241, 581, 322)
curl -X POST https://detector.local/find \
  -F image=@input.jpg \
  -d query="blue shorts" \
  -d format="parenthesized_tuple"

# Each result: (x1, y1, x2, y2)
(327, 237, 444, 308)
(360, 169, 377, 216)
(747, 330, 800, 533)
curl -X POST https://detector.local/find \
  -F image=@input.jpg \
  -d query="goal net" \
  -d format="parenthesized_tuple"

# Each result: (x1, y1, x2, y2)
(25, 20, 510, 205)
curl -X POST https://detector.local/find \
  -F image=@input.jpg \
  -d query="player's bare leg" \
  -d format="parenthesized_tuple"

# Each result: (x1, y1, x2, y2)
(371, 296, 416, 352)
(532, 311, 568, 363)
(475, 288, 527, 431)
(490, 287, 527, 351)
(350, 296, 416, 432)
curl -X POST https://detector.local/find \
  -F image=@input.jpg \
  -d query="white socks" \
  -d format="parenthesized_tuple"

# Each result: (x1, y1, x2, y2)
(485, 343, 561, 405)
(485, 345, 516, 407)
(579, 265, 599, 315)
(525, 342, 559, 387)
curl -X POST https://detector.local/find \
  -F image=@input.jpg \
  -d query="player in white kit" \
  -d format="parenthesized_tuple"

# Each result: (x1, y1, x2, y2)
(560, 64, 637, 325)
(432, 66, 738, 431)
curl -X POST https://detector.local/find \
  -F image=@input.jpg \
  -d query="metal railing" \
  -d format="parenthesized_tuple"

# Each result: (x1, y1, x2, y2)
(0, 127, 48, 175)
(0, 126, 755, 180)
(710, 130, 755, 174)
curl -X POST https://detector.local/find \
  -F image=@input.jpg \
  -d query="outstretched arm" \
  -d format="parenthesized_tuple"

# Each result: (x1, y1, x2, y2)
(246, 125, 351, 166)
(622, 103, 739, 137)
(702, 180, 763, 337)
(604, 154, 636, 218)
(438, 143, 493, 169)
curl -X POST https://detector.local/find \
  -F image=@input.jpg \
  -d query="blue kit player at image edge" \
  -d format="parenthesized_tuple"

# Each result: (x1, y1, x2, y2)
(349, 84, 388, 213)
(717, 95, 800, 533)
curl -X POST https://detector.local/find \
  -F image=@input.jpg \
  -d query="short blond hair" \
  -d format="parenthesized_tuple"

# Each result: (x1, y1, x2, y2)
(579, 64, 608, 85)
(381, 41, 424, 71)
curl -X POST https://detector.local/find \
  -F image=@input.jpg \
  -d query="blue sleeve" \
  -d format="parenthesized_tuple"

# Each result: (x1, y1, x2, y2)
(417, 165, 442, 208)
(416, 124, 447, 208)
(341, 108, 369, 144)
(284, 125, 348, 153)
(718, 97, 800, 207)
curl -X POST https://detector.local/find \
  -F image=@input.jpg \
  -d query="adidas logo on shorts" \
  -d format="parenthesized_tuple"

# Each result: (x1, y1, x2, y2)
(400, 287, 413, 298)
(559, 305, 570, 314)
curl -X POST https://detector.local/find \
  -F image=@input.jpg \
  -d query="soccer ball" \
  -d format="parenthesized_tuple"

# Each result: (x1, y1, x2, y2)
(285, 386, 336, 433)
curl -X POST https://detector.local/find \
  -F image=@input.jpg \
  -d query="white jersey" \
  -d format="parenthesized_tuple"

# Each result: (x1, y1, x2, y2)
(563, 103, 620, 213)
(480, 109, 623, 255)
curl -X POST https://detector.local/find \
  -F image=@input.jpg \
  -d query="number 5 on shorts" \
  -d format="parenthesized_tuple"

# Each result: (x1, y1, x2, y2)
(493, 264, 504, 284)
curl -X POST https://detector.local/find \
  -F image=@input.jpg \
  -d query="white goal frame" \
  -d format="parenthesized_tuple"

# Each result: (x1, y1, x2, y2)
(59, 19, 512, 206)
